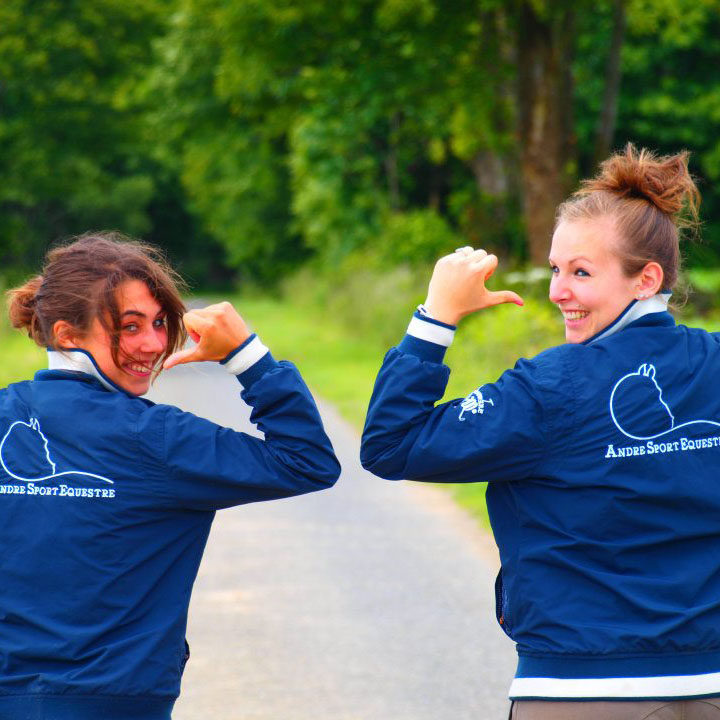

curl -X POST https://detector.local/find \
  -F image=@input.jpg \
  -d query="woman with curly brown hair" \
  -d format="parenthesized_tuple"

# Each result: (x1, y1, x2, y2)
(0, 232, 339, 720)
(362, 146, 720, 719)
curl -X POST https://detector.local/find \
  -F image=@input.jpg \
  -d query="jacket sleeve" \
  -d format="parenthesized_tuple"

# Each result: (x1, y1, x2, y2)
(360, 312, 550, 483)
(139, 335, 341, 511)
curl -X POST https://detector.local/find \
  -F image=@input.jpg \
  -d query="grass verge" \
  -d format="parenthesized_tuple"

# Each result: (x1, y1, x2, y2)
(0, 328, 47, 388)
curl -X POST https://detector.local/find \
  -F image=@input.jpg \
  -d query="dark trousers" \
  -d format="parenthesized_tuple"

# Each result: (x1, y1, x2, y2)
(510, 698, 720, 719)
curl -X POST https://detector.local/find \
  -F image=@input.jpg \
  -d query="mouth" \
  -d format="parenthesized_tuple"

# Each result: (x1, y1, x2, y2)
(122, 360, 156, 378)
(561, 310, 589, 322)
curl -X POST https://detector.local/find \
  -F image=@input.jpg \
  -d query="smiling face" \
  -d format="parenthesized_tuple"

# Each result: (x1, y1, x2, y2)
(75, 279, 168, 395)
(549, 218, 641, 344)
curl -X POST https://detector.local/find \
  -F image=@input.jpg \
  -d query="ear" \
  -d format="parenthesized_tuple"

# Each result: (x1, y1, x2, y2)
(52, 320, 80, 349)
(635, 261, 664, 299)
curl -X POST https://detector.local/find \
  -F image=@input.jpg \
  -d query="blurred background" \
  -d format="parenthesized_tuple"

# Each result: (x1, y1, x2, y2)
(3, 0, 719, 285)
(2, 0, 719, 503)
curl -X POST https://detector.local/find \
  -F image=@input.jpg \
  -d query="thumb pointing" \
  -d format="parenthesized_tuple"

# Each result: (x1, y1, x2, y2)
(163, 346, 201, 370)
(488, 290, 524, 307)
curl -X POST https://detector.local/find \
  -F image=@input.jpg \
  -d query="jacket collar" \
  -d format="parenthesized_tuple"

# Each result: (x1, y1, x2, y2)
(582, 292, 674, 346)
(37, 349, 124, 393)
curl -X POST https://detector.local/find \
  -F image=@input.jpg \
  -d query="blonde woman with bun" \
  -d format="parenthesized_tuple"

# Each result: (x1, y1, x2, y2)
(361, 146, 720, 718)
(0, 233, 339, 720)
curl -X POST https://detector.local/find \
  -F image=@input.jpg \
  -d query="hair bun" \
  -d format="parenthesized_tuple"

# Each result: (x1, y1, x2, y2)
(7, 275, 43, 338)
(582, 143, 700, 222)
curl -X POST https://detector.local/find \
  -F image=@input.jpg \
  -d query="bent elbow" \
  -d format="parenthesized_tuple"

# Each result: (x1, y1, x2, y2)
(359, 438, 405, 481)
(304, 453, 341, 491)
(323, 456, 342, 487)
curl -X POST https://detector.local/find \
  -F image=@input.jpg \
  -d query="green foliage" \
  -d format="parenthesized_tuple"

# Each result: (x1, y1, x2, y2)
(0, 325, 46, 389)
(150, 0, 310, 282)
(181, 132, 299, 276)
(374, 210, 462, 266)
(155, 0, 525, 277)
(290, 113, 388, 260)
(284, 253, 426, 348)
(282, 244, 562, 360)
(3, 0, 720, 291)
(0, 0, 230, 287)
(575, 0, 720, 259)
(622, 0, 720, 259)
(0, 0, 164, 269)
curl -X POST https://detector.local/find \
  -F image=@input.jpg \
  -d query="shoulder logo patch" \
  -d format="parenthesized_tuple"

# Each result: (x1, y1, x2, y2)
(458, 389, 494, 422)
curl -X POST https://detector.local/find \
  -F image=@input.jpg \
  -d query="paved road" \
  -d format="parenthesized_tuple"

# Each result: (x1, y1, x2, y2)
(146, 360, 516, 720)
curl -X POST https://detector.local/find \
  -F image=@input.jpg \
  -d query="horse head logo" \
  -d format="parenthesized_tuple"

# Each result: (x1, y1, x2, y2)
(0, 417, 113, 484)
(609, 363, 675, 440)
(0, 418, 57, 481)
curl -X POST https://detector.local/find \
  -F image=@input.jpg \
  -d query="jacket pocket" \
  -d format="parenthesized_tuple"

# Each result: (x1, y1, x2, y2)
(495, 569, 514, 639)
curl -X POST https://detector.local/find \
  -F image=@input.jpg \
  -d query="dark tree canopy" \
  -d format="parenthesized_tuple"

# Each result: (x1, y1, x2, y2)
(1, 0, 719, 285)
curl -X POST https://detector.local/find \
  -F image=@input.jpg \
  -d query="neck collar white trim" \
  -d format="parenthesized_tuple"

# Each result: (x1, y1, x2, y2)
(584, 292, 671, 346)
(47, 349, 119, 392)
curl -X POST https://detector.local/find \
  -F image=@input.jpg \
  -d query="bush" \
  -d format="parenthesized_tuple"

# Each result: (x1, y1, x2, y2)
(282, 247, 565, 389)
(374, 210, 462, 267)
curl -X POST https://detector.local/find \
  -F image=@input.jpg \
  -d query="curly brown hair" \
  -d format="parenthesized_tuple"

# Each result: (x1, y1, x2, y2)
(7, 232, 187, 370)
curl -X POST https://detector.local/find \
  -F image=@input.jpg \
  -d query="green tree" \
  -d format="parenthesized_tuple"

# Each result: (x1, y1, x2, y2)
(151, 0, 313, 282)
(575, 0, 720, 258)
(158, 0, 524, 272)
(0, 0, 166, 274)
(10, 0, 717, 287)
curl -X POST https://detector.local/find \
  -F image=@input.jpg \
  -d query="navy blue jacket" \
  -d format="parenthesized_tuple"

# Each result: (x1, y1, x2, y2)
(0, 339, 339, 719)
(361, 299, 720, 700)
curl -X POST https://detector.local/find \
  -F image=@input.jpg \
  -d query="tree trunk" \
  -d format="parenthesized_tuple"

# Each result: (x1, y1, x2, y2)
(467, 8, 515, 245)
(516, 3, 576, 266)
(472, 149, 509, 196)
(385, 112, 401, 210)
(592, 0, 627, 168)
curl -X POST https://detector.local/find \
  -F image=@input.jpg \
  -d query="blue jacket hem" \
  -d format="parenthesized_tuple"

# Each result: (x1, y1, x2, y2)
(517, 649, 720, 679)
(0, 695, 175, 720)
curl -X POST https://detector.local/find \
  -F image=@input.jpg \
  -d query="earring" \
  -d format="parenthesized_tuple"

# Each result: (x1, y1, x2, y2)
(636, 293, 649, 300)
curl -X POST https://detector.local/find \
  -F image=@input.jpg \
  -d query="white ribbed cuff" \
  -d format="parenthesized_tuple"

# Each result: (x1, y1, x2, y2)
(223, 336, 270, 375)
(406, 316, 456, 347)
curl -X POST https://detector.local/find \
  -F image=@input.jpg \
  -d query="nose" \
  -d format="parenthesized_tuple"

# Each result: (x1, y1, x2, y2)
(549, 273, 571, 304)
(140, 328, 166, 355)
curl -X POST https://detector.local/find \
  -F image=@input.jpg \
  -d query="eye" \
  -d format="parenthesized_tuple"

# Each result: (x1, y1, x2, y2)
(575, 268, 590, 277)
(549, 265, 559, 275)
(123, 323, 139, 333)
(153, 317, 167, 329)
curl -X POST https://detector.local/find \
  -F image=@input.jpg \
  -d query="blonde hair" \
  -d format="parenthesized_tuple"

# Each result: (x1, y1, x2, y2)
(556, 144, 700, 290)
